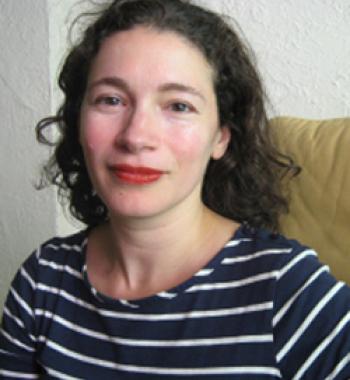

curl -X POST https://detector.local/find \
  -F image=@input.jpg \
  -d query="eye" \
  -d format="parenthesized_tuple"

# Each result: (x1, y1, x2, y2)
(170, 102, 193, 113)
(96, 96, 123, 106)
(90, 95, 128, 113)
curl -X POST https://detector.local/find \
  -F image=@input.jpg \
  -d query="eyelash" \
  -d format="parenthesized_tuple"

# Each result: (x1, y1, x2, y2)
(169, 102, 196, 113)
(94, 96, 124, 106)
(91, 95, 196, 114)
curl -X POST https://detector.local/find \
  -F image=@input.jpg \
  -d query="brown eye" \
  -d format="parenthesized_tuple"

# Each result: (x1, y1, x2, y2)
(171, 102, 191, 112)
(98, 96, 122, 106)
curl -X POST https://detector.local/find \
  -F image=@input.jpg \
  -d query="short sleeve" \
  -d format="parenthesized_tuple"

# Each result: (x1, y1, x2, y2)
(0, 251, 41, 378)
(273, 247, 350, 379)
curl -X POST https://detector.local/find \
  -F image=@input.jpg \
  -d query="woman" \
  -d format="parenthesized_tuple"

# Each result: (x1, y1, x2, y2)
(1, 0, 349, 378)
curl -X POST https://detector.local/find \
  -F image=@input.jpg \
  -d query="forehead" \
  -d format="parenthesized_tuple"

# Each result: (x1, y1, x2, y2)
(87, 26, 216, 92)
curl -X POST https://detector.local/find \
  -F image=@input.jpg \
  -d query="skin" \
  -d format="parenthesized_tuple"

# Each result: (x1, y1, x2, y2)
(79, 26, 238, 300)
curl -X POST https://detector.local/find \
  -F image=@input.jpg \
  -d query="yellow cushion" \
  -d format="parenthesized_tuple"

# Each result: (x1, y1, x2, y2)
(270, 117, 350, 284)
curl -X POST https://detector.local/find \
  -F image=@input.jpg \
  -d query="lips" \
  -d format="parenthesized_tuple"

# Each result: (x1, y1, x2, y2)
(112, 164, 164, 184)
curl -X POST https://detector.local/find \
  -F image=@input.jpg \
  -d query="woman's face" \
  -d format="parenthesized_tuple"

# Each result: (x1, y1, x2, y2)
(80, 26, 230, 221)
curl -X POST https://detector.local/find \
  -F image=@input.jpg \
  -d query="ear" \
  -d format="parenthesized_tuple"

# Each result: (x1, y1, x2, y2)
(211, 125, 231, 160)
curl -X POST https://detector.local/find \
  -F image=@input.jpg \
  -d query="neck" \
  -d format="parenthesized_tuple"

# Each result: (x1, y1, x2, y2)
(87, 199, 237, 300)
(107, 198, 207, 268)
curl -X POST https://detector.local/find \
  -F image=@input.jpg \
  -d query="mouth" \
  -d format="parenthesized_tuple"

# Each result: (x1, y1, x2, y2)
(112, 164, 164, 185)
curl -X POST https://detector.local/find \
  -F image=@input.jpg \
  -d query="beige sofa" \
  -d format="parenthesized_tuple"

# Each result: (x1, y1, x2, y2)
(270, 117, 350, 285)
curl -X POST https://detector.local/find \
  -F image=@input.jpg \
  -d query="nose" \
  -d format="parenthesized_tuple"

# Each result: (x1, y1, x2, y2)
(115, 105, 159, 154)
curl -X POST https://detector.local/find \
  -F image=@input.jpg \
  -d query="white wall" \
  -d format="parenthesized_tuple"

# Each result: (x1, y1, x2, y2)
(0, 0, 349, 308)
(0, 0, 55, 308)
(211, 0, 350, 118)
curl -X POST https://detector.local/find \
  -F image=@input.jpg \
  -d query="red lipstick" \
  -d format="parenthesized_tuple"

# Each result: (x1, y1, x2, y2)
(112, 164, 164, 184)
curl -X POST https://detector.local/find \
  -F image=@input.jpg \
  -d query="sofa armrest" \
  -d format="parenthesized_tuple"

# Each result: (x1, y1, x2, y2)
(270, 117, 350, 284)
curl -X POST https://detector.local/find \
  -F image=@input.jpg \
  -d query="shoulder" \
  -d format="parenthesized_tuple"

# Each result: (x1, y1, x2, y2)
(231, 225, 317, 274)
(235, 224, 308, 251)
(35, 229, 88, 265)
(28, 229, 88, 266)
(38, 230, 88, 256)
(231, 227, 350, 380)
(15, 230, 88, 290)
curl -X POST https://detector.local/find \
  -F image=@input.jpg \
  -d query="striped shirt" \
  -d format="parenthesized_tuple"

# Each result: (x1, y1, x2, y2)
(1, 226, 350, 379)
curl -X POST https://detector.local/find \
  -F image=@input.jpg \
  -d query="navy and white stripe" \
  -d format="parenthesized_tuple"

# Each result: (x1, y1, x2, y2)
(1, 227, 349, 379)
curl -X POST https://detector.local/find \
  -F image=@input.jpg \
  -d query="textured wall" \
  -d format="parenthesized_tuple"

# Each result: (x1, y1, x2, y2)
(0, 0, 56, 308)
(48, 0, 88, 237)
(205, 0, 350, 118)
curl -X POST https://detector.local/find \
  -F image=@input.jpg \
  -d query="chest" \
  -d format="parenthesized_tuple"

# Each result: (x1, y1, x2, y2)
(35, 286, 280, 379)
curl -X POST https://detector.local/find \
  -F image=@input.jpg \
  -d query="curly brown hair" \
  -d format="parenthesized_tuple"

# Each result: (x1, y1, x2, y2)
(37, 0, 298, 231)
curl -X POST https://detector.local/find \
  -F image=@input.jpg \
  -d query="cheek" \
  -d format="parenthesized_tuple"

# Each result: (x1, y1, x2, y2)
(167, 127, 211, 163)
(80, 113, 113, 154)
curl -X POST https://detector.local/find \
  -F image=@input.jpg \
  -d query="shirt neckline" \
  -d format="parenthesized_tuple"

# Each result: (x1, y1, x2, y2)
(80, 224, 247, 309)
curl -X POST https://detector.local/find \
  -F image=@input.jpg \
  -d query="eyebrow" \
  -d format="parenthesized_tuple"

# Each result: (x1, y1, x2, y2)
(87, 76, 130, 92)
(87, 76, 206, 102)
(158, 82, 206, 102)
